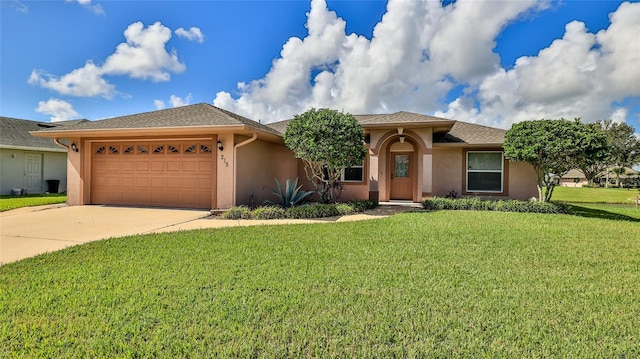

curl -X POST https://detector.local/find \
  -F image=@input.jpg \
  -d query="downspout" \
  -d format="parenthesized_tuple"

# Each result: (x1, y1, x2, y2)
(232, 132, 258, 206)
(53, 138, 69, 150)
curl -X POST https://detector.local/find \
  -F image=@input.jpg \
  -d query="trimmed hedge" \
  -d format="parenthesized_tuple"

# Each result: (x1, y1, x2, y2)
(422, 197, 569, 214)
(222, 200, 377, 220)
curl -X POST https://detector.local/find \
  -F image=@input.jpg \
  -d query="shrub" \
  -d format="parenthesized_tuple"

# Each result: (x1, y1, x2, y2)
(223, 200, 378, 220)
(252, 206, 286, 220)
(222, 206, 253, 219)
(348, 200, 377, 212)
(264, 178, 314, 208)
(285, 204, 340, 219)
(422, 197, 569, 214)
(335, 203, 355, 216)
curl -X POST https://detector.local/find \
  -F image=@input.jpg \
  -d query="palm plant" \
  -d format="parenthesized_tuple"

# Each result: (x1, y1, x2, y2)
(264, 178, 314, 208)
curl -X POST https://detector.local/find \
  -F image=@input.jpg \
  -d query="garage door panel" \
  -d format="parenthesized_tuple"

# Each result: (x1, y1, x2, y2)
(198, 161, 212, 171)
(151, 161, 165, 171)
(136, 161, 150, 171)
(121, 161, 136, 171)
(150, 177, 165, 188)
(107, 162, 121, 171)
(135, 177, 149, 187)
(167, 161, 181, 171)
(198, 178, 212, 189)
(166, 178, 182, 188)
(121, 176, 136, 187)
(92, 140, 214, 209)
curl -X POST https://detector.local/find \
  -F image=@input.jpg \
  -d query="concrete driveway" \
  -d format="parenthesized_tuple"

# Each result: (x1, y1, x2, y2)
(1, 205, 213, 265)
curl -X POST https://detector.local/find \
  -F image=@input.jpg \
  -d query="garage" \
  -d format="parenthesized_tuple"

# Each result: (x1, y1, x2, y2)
(91, 140, 214, 209)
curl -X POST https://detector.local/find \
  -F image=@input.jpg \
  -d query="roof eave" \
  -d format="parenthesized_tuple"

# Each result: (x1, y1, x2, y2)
(361, 121, 456, 130)
(0, 144, 67, 153)
(29, 125, 270, 138)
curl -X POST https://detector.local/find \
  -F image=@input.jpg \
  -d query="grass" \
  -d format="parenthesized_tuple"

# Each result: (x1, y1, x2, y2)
(0, 193, 67, 212)
(553, 186, 640, 204)
(2, 209, 639, 357)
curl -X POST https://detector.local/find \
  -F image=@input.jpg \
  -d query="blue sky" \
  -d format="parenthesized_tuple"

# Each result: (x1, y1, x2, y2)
(1, 0, 639, 132)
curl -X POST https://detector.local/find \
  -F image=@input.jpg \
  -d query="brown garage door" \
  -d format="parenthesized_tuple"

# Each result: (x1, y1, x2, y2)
(91, 141, 214, 209)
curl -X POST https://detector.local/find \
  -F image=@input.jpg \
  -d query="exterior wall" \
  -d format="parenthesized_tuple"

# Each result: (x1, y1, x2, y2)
(507, 161, 539, 200)
(67, 138, 83, 205)
(431, 147, 463, 196)
(560, 178, 588, 187)
(0, 148, 67, 195)
(216, 133, 234, 209)
(235, 139, 298, 207)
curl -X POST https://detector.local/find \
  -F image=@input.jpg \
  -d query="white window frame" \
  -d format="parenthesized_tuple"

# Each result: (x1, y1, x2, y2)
(341, 161, 365, 182)
(466, 151, 504, 193)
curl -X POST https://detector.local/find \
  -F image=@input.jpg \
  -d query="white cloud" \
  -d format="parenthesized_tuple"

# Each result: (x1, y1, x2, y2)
(36, 98, 79, 122)
(29, 21, 186, 97)
(29, 62, 115, 98)
(214, 0, 639, 129)
(154, 93, 193, 110)
(102, 22, 186, 82)
(175, 27, 204, 43)
(65, 0, 105, 15)
(154, 99, 166, 110)
(438, 1, 640, 129)
(11, 0, 29, 13)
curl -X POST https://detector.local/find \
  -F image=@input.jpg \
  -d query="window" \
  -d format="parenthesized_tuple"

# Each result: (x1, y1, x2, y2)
(341, 161, 364, 182)
(466, 151, 503, 192)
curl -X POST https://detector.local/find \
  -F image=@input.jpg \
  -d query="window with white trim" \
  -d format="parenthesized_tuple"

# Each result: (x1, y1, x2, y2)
(341, 161, 364, 182)
(466, 151, 503, 192)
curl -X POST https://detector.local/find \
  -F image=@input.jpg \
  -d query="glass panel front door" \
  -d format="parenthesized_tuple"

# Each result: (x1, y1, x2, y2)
(395, 154, 409, 178)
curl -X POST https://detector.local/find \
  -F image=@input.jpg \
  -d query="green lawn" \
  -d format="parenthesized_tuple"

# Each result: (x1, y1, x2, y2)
(0, 194, 67, 212)
(553, 186, 640, 204)
(2, 210, 639, 357)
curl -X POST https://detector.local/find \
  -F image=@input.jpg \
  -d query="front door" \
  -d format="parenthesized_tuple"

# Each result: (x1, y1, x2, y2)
(390, 153, 413, 200)
(24, 153, 43, 193)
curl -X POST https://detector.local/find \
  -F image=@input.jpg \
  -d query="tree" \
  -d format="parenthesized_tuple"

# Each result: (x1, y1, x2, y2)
(598, 119, 640, 187)
(284, 108, 367, 203)
(504, 119, 607, 202)
(575, 122, 610, 186)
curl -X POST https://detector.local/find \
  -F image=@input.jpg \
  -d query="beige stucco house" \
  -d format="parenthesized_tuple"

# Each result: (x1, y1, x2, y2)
(0, 116, 79, 195)
(30, 103, 538, 210)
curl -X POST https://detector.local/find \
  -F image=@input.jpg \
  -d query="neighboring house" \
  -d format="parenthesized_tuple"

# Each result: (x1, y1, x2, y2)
(31, 103, 538, 210)
(0, 117, 85, 195)
(560, 169, 588, 187)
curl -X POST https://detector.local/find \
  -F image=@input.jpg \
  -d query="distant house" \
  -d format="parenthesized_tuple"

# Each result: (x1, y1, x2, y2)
(0, 117, 85, 195)
(560, 169, 588, 187)
(31, 103, 539, 209)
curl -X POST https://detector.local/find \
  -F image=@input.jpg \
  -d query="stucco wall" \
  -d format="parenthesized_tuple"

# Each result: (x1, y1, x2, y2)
(507, 161, 539, 200)
(236, 140, 298, 206)
(0, 148, 67, 195)
(431, 147, 463, 196)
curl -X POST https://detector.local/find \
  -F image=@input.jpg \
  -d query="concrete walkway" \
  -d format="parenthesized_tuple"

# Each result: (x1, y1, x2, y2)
(1, 204, 418, 265)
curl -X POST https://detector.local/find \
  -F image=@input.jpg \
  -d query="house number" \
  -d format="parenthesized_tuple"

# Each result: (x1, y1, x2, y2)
(220, 154, 229, 167)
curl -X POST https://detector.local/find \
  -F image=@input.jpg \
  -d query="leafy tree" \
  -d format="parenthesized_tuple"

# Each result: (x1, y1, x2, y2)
(575, 122, 610, 185)
(504, 119, 607, 202)
(284, 108, 367, 203)
(598, 119, 640, 187)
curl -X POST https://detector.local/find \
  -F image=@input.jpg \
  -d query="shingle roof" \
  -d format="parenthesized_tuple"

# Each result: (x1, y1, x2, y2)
(433, 121, 505, 145)
(267, 111, 455, 135)
(35, 103, 281, 137)
(355, 111, 454, 126)
(0, 116, 72, 151)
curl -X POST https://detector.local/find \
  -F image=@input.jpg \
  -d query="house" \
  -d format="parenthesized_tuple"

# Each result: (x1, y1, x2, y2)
(0, 116, 85, 195)
(560, 169, 588, 187)
(30, 103, 538, 209)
